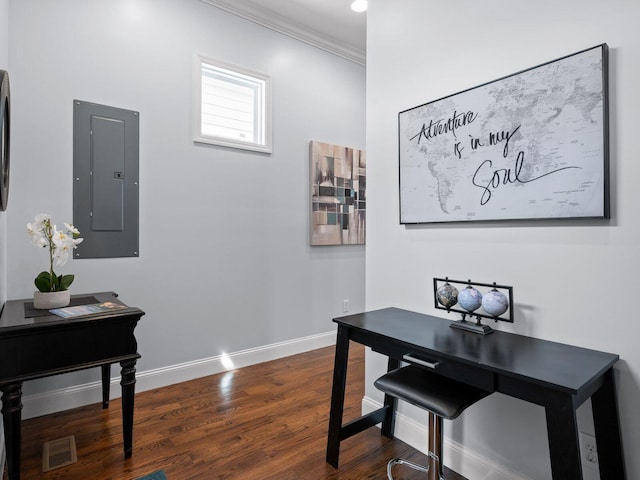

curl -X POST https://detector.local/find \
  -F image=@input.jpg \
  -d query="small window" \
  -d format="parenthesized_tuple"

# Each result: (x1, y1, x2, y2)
(194, 55, 272, 153)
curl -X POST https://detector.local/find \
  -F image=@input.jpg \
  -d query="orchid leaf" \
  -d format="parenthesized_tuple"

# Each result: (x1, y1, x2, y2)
(34, 271, 52, 292)
(59, 274, 75, 291)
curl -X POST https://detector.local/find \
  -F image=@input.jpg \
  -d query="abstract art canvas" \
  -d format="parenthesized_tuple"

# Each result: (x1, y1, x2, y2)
(310, 141, 365, 245)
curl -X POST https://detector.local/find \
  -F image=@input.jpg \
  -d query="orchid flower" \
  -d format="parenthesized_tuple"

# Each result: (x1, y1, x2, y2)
(26, 214, 83, 292)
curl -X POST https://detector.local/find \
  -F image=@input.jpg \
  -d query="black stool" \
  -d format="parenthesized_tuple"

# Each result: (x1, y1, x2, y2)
(375, 365, 491, 480)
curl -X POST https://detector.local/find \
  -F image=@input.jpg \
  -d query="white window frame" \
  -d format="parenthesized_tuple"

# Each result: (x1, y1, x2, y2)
(193, 54, 272, 154)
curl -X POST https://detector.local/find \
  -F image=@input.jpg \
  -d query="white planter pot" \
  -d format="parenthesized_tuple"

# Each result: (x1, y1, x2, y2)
(33, 290, 71, 309)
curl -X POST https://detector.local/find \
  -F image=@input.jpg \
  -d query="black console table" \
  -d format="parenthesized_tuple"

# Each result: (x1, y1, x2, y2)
(0, 291, 145, 480)
(326, 308, 625, 480)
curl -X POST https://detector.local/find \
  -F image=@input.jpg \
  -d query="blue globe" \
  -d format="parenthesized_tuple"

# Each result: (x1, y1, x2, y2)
(482, 289, 509, 317)
(436, 283, 458, 309)
(458, 286, 482, 312)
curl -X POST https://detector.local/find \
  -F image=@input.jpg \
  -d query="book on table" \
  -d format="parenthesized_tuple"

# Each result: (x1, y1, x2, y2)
(50, 301, 127, 318)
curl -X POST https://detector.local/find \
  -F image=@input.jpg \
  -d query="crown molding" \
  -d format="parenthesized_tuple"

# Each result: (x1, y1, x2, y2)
(201, 0, 366, 65)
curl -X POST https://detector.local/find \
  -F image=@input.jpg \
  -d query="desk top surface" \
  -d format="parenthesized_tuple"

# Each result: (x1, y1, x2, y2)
(335, 307, 619, 394)
(0, 291, 145, 333)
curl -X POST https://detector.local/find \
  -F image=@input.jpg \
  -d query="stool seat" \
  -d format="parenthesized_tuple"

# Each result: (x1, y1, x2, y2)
(375, 365, 491, 420)
(375, 365, 492, 478)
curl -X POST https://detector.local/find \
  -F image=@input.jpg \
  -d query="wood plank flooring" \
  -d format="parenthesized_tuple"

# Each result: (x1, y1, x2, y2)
(5, 343, 467, 480)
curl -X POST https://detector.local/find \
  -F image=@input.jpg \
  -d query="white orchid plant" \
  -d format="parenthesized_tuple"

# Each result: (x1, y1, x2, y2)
(27, 214, 83, 292)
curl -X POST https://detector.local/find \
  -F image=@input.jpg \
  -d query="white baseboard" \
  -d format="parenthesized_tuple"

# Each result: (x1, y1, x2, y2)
(362, 396, 530, 480)
(21, 330, 336, 420)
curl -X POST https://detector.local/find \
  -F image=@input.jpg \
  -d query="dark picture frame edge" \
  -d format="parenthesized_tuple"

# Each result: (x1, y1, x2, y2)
(398, 43, 610, 225)
(0, 69, 10, 212)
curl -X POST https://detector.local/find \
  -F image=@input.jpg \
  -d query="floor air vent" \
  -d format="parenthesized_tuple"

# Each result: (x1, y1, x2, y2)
(42, 435, 78, 472)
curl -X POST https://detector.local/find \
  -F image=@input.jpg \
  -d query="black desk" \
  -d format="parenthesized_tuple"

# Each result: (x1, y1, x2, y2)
(0, 291, 145, 480)
(326, 308, 625, 480)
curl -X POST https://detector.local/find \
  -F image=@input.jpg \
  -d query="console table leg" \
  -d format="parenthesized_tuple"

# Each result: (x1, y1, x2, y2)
(544, 392, 582, 480)
(380, 356, 400, 439)
(120, 359, 137, 458)
(592, 368, 626, 479)
(1, 383, 23, 480)
(326, 325, 350, 468)
(101, 364, 111, 409)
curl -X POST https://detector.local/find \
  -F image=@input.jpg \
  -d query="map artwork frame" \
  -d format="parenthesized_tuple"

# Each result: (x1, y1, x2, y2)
(398, 44, 609, 224)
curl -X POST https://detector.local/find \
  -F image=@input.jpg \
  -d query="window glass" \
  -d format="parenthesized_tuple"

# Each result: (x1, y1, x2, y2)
(194, 56, 272, 153)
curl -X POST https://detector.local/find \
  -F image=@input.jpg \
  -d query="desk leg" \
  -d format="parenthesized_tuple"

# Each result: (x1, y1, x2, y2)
(101, 364, 111, 409)
(380, 356, 400, 439)
(1, 383, 23, 480)
(120, 359, 137, 458)
(592, 369, 626, 479)
(326, 325, 350, 468)
(544, 392, 582, 480)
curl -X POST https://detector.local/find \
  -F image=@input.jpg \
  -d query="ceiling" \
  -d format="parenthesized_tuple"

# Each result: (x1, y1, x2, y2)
(201, 0, 367, 65)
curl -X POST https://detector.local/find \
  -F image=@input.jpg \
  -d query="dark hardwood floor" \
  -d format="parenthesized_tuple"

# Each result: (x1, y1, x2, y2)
(5, 343, 467, 480)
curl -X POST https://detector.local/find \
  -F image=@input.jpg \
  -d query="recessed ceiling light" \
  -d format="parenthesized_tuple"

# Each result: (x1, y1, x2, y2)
(351, 0, 367, 13)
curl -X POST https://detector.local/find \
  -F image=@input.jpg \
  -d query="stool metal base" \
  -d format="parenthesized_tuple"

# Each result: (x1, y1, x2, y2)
(386, 457, 445, 480)
(387, 457, 429, 479)
(387, 413, 445, 480)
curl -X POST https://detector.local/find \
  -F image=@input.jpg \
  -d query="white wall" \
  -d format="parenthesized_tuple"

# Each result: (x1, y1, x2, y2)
(0, 1, 6, 76)
(366, 0, 640, 479)
(6, 0, 365, 396)
(0, 0, 8, 309)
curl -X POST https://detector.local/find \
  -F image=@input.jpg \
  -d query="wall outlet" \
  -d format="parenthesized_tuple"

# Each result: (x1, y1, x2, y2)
(579, 431, 599, 468)
(343, 299, 350, 313)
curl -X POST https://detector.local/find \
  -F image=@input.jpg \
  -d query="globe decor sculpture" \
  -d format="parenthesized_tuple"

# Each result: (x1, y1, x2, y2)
(434, 277, 513, 335)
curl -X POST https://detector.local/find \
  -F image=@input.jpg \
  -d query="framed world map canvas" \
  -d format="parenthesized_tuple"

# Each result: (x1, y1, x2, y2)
(398, 44, 609, 224)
